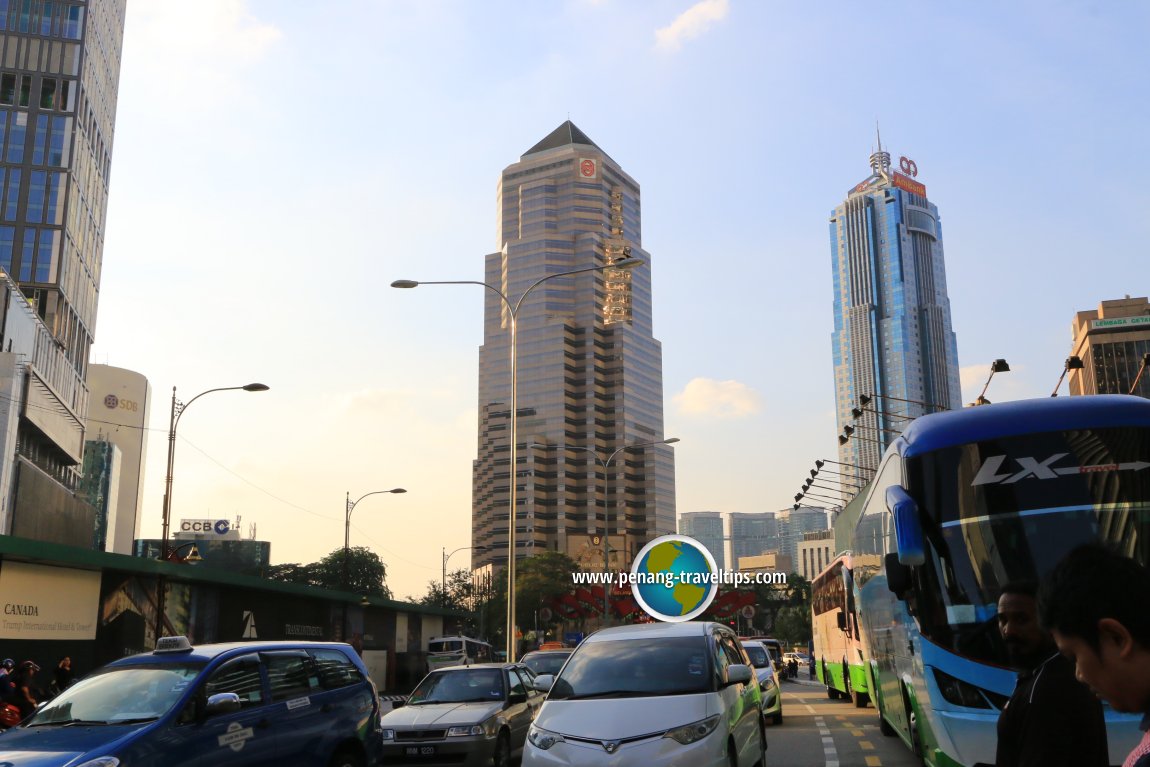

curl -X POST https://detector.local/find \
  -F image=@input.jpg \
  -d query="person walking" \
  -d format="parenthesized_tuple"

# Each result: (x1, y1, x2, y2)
(995, 581, 1108, 767)
(1039, 545, 1150, 767)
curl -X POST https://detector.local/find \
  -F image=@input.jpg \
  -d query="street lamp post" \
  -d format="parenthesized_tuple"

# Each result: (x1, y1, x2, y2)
(531, 437, 679, 622)
(442, 545, 486, 609)
(343, 488, 406, 642)
(154, 382, 268, 643)
(392, 255, 643, 662)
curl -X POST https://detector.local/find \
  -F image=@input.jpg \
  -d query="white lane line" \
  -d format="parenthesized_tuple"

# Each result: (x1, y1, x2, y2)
(814, 716, 840, 767)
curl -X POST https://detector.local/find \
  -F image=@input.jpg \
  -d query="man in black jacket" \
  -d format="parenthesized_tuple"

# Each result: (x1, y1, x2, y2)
(995, 581, 1108, 767)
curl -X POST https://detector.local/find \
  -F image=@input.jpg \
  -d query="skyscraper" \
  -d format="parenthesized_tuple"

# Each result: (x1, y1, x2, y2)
(472, 121, 675, 574)
(1068, 296, 1150, 398)
(0, 0, 126, 540)
(678, 511, 726, 572)
(829, 135, 961, 478)
(729, 511, 777, 564)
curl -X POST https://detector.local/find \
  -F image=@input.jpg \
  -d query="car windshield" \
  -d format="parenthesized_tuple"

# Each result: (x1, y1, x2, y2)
(548, 636, 711, 700)
(908, 426, 1150, 668)
(522, 653, 570, 677)
(408, 668, 505, 704)
(742, 645, 770, 669)
(28, 663, 205, 726)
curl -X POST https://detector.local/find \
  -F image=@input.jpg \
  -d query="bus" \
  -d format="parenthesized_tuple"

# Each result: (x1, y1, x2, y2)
(811, 554, 868, 707)
(426, 636, 492, 673)
(850, 394, 1150, 766)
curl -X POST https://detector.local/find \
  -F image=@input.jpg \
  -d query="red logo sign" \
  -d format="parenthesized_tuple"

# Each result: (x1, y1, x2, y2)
(899, 156, 918, 177)
(580, 159, 597, 178)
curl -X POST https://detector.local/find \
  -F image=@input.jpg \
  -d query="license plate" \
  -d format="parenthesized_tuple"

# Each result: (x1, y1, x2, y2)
(405, 746, 436, 756)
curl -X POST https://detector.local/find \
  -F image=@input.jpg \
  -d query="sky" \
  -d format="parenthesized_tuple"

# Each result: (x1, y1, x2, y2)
(92, 0, 1150, 601)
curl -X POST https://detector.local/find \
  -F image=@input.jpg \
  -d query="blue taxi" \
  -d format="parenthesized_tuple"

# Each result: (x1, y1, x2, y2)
(0, 636, 384, 766)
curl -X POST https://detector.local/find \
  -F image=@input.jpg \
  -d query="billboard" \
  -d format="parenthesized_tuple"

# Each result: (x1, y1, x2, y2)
(0, 561, 100, 640)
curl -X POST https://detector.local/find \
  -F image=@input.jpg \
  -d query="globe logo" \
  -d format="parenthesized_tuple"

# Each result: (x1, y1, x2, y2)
(631, 534, 718, 622)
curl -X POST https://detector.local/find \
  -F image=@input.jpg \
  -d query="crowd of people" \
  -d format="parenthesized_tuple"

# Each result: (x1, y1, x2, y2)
(0, 656, 75, 723)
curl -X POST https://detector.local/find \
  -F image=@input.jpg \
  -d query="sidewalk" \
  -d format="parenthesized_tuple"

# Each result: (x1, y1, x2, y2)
(783, 675, 823, 688)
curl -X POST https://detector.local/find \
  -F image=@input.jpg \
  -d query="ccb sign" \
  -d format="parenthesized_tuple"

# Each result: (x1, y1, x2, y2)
(180, 519, 230, 535)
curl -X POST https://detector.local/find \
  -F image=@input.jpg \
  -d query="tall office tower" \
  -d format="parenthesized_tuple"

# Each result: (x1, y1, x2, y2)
(775, 506, 828, 572)
(473, 121, 675, 574)
(0, 1, 127, 538)
(829, 135, 962, 479)
(1068, 296, 1150, 398)
(729, 511, 778, 564)
(678, 511, 726, 572)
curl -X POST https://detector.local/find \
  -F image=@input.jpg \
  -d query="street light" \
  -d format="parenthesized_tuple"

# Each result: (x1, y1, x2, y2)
(443, 545, 487, 609)
(531, 437, 679, 622)
(344, 489, 407, 593)
(393, 255, 644, 662)
(972, 359, 1010, 406)
(1050, 356, 1085, 397)
(1129, 353, 1150, 396)
(155, 382, 268, 642)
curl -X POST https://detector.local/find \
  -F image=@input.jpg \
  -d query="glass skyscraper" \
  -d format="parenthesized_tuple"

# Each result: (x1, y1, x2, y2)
(829, 139, 961, 480)
(0, 0, 126, 536)
(472, 121, 675, 573)
(678, 511, 726, 572)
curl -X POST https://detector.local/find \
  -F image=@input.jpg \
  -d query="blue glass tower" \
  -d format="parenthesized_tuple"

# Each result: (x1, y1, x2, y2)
(829, 137, 961, 481)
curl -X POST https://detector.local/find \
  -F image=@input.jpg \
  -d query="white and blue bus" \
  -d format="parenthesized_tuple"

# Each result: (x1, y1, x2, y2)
(851, 394, 1150, 767)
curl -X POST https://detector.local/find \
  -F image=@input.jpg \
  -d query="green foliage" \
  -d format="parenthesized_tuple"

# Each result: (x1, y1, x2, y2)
(264, 546, 391, 599)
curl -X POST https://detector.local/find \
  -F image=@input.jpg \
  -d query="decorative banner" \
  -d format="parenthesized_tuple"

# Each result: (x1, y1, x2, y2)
(0, 561, 100, 640)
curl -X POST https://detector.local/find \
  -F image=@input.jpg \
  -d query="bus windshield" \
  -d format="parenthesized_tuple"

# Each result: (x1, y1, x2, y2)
(907, 425, 1150, 667)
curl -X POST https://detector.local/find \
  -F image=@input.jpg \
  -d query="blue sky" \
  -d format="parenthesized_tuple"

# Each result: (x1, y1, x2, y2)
(93, 0, 1149, 599)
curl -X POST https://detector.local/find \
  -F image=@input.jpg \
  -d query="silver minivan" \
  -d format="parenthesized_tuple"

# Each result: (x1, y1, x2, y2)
(523, 622, 765, 767)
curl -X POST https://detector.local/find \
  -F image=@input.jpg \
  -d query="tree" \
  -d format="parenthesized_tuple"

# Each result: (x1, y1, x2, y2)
(411, 568, 477, 612)
(265, 546, 391, 599)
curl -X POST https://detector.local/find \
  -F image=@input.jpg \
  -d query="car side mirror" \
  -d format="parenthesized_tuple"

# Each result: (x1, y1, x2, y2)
(205, 693, 241, 717)
(508, 691, 527, 705)
(532, 674, 555, 692)
(725, 664, 752, 686)
(836, 612, 847, 631)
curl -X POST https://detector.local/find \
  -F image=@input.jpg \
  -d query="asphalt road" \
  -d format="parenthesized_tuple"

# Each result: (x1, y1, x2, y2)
(766, 677, 923, 767)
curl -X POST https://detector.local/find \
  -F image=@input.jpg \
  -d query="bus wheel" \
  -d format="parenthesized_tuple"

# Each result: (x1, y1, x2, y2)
(879, 710, 895, 736)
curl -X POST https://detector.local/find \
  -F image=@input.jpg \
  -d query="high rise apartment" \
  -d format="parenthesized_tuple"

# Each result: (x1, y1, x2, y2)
(829, 136, 961, 478)
(473, 121, 675, 573)
(1068, 296, 1150, 398)
(0, 1, 126, 541)
(678, 511, 726, 572)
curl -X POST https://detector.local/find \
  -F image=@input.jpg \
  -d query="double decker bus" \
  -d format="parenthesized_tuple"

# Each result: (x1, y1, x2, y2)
(851, 395, 1150, 766)
(811, 553, 869, 707)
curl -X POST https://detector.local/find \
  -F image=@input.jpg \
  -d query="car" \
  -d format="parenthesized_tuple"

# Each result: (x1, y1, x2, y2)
(380, 662, 543, 766)
(523, 621, 766, 767)
(743, 636, 784, 673)
(741, 640, 782, 725)
(0, 635, 383, 767)
(520, 649, 574, 678)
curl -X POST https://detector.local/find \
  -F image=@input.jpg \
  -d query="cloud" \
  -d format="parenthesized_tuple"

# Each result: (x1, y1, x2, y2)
(673, 377, 762, 419)
(655, 0, 729, 52)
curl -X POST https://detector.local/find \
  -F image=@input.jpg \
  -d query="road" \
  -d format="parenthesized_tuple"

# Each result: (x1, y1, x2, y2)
(766, 678, 922, 767)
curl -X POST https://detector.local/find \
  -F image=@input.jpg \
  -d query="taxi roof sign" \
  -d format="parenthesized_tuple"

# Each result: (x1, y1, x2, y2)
(154, 636, 194, 654)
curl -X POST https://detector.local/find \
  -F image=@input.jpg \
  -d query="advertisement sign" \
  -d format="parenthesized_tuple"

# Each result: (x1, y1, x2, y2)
(0, 561, 100, 640)
(892, 171, 926, 197)
(1091, 316, 1150, 330)
(179, 518, 231, 535)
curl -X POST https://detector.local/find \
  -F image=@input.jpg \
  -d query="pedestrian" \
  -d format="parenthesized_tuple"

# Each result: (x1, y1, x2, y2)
(0, 659, 14, 702)
(50, 656, 74, 697)
(808, 654, 815, 680)
(1039, 545, 1150, 767)
(995, 580, 1108, 767)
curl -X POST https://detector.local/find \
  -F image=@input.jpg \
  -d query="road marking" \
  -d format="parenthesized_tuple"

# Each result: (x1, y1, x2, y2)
(850, 729, 864, 737)
(865, 757, 882, 766)
(805, 704, 817, 713)
(860, 740, 875, 750)
(815, 716, 839, 767)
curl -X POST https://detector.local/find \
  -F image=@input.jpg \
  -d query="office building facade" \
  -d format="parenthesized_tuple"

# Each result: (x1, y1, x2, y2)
(473, 121, 675, 573)
(0, 0, 127, 541)
(678, 511, 726, 572)
(798, 529, 834, 581)
(1069, 296, 1150, 398)
(776, 506, 828, 572)
(829, 139, 961, 479)
(729, 511, 778, 564)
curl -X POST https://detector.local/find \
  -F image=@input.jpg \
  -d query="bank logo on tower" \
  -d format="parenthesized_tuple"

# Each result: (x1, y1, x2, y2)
(630, 535, 718, 622)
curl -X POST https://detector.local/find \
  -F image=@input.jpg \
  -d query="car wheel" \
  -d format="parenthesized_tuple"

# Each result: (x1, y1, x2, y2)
(326, 749, 364, 767)
(492, 731, 510, 767)
(754, 720, 768, 767)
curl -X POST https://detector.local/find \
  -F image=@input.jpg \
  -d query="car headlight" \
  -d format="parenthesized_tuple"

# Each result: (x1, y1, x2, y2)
(381, 728, 395, 741)
(527, 724, 566, 750)
(73, 760, 120, 767)
(664, 714, 720, 745)
(446, 725, 485, 737)
(760, 676, 776, 690)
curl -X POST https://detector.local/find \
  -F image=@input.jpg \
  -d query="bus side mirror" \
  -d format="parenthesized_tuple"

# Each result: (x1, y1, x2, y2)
(885, 552, 911, 597)
(836, 612, 847, 631)
(886, 486, 925, 566)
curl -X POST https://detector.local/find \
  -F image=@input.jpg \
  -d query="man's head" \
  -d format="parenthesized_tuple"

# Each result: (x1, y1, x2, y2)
(1039, 544, 1150, 713)
(997, 580, 1052, 666)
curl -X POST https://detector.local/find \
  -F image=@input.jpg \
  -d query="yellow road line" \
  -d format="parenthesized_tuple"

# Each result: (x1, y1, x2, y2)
(860, 740, 874, 750)
(865, 756, 881, 766)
